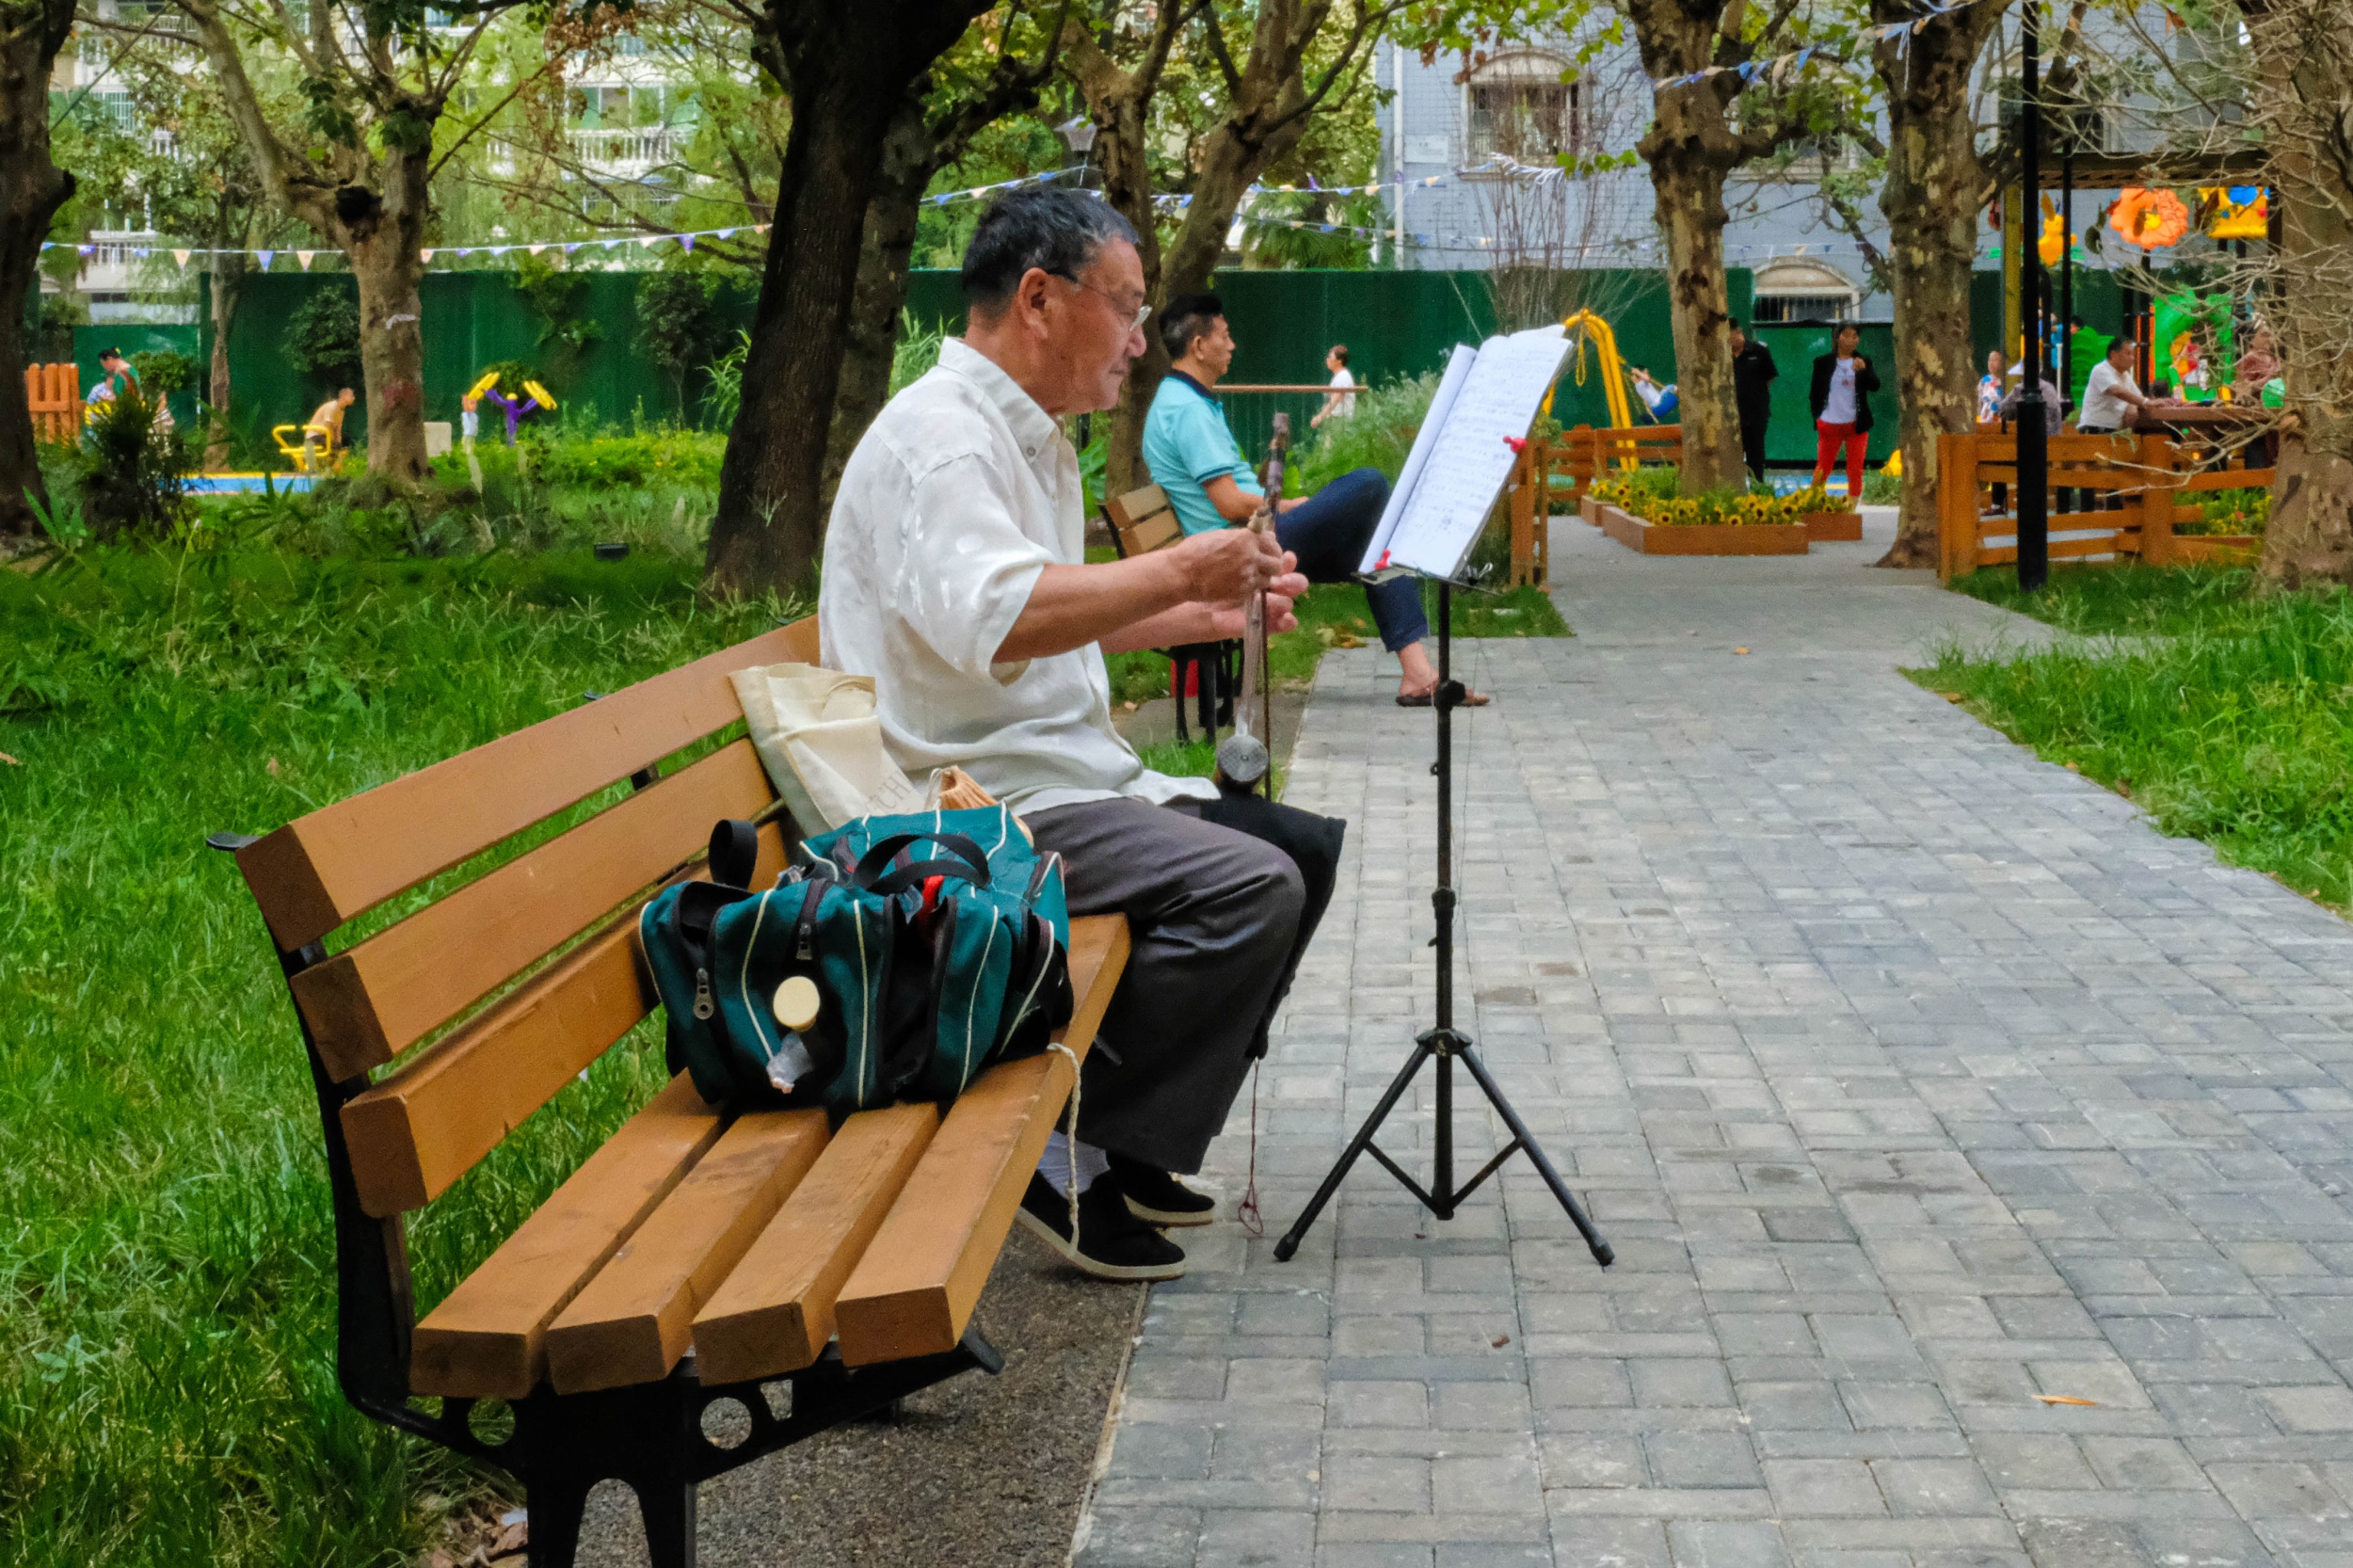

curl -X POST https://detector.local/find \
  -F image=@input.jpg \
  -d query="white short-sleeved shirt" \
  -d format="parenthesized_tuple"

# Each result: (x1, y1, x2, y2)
(818, 337, 1217, 817)
(2081, 361, 2139, 429)
(1327, 367, 1356, 418)
(1822, 360, 1859, 424)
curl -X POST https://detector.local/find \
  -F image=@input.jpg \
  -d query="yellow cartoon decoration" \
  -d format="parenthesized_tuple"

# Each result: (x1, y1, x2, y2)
(2201, 186, 2268, 241)
(2109, 187, 2192, 249)
(2038, 198, 2067, 266)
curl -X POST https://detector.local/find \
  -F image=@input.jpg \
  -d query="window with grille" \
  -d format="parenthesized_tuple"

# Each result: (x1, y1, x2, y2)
(1466, 56, 1586, 161)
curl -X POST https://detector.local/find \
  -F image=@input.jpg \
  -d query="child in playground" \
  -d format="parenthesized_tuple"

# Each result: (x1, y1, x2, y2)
(460, 392, 486, 490)
(1627, 366, 1678, 423)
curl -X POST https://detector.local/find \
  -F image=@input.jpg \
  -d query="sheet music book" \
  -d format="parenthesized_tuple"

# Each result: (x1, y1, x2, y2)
(1358, 325, 1574, 583)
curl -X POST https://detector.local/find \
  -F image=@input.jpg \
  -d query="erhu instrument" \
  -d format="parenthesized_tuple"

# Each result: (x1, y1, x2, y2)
(1214, 412, 1289, 795)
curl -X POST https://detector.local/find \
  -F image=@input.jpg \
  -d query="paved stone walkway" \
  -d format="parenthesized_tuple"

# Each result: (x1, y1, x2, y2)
(1076, 514, 2353, 1568)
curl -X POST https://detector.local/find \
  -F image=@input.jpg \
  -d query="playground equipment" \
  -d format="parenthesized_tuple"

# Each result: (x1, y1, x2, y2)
(24, 363, 80, 442)
(271, 421, 337, 473)
(1545, 310, 1636, 437)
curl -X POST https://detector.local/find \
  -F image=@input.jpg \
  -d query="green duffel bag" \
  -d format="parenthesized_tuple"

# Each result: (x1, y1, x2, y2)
(640, 808, 1073, 1116)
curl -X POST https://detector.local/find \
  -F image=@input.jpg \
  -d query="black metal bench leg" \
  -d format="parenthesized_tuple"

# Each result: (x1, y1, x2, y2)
(525, 1476, 595, 1568)
(1173, 649, 1192, 745)
(638, 1480, 699, 1568)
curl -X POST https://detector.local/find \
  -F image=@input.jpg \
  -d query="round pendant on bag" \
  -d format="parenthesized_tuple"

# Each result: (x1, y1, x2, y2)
(772, 974, 822, 1032)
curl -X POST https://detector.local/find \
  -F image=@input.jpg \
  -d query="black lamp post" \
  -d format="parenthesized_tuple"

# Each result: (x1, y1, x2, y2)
(2016, 0, 2049, 592)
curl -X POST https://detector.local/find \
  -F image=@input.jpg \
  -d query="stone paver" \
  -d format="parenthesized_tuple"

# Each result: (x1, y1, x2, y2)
(1076, 514, 2353, 1568)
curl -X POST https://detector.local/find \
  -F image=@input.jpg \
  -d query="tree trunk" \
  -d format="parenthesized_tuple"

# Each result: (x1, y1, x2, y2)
(821, 88, 936, 514)
(1873, 2, 2002, 568)
(0, 0, 79, 540)
(708, 0, 986, 598)
(2249, 0, 2353, 585)
(1647, 152, 1744, 493)
(2262, 415, 2353, 585)
(206, 263, 244, 473)
(1065, 39, 1167, 495)
(348, 231, 429, 482)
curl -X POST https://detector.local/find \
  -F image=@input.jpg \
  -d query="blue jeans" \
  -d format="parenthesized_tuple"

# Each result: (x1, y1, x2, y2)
(1273, 468, 1429, 653)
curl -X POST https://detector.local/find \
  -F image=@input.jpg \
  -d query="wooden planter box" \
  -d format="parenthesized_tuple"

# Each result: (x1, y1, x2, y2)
(2171, 534, 2259, 565)
(1598, 502, 1810, 556)
(1578, 492, 1606, 526)
(1801, 510, 1862, 541)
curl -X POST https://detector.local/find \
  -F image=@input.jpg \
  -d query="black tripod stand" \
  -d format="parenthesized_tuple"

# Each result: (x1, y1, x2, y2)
(1274, 581, 1614, 1267)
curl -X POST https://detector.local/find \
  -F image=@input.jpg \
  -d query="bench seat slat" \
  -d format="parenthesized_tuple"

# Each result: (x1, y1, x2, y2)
(545, 1108, 830, 1395)
(832, 915, 1130, 1367)
(409, 1075, 726, 1400)
(236, 626, 805, 952)
(691, 1101, 940, 1384)
(292, 739, 780, 1080)
(341, 822, 792, 1216)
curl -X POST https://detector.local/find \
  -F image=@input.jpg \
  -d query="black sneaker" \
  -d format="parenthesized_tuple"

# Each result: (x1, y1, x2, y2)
(1016, 1173, 1188, 1281)
(1107, 1154, 1218, 1227)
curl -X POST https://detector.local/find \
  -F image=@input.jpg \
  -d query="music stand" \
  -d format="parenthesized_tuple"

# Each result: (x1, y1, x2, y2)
(1273, 578, 1613, 1267)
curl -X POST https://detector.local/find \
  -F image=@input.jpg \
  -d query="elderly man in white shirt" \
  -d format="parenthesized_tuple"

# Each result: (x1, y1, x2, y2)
(821, 187, 1319, 1282)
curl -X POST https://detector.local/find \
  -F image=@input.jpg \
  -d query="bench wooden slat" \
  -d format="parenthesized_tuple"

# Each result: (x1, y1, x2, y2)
(544, 1108, 830, 1394)
(1104, 484, 1183, 559)
(341, 822, 792, 1216)
(236, 626, 803, 952)
(409, 1075, 726, 1400)
(293, 740, 780, 1079)
(691, 1101, 941, 1384)
(832, 915, 1130, 1367)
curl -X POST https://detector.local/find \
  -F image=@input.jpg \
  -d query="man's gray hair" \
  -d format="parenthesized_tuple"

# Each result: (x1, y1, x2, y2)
(961, 187, 1138, 316)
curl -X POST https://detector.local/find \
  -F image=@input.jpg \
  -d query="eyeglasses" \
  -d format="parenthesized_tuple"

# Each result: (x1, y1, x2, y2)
(1050, 271, 1151, 333)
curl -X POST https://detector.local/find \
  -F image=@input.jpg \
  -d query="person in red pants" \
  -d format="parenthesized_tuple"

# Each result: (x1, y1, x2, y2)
(1807, 324, 1880, 500)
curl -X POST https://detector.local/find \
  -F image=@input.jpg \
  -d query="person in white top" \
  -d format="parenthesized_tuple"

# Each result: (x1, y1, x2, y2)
(1311, 343, 1355, 427)
(2079, 336, 2160, 433)
(821, 186, 1324, 1282)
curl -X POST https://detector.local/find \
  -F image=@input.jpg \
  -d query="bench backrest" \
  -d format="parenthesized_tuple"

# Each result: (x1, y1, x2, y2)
(239, 616, 823, 1218)
(1102, 483, 1183, 558)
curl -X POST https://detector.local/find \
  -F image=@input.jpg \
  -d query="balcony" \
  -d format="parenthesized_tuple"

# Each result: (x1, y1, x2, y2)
(567, 126, 689, 175)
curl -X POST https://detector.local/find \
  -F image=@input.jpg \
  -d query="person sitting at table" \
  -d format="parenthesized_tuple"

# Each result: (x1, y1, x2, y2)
(1142, 293, 1485, 708)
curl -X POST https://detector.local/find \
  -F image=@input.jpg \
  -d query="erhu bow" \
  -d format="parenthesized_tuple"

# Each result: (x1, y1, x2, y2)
(1214, 412, 1289, 796)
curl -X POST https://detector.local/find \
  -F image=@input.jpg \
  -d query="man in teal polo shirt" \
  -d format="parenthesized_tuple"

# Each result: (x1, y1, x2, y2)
(1143, 294, 1480, 706)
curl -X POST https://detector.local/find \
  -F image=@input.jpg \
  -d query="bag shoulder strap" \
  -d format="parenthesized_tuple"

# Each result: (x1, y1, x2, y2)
(709, 818, 760, 890)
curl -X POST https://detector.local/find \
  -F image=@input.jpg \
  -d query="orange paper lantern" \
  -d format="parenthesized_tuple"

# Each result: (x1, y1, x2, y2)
(2109, 187, 2192, 249)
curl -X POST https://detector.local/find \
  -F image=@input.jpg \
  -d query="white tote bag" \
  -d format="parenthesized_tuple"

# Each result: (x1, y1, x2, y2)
(729, 664, 926, 832)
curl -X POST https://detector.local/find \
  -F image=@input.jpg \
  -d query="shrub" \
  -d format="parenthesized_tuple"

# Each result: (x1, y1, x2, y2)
(705, 330, 750, 433)
(2187, 487, 2270, 536)
(637, 271, 728, 417)
(283, 288, 361, 383)
(1296, 372, 1441, 490)
(129, 348, 199, 398)
(75, 386, 194, 540)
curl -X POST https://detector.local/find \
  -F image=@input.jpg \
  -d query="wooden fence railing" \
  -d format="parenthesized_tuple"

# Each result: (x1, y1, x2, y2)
(1503, 424, 1683, 587)
(1937, 431, 2272, 581)
(25, 363, 80, 443)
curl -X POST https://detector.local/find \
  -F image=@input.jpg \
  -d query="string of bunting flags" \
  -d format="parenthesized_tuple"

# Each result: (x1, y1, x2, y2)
(1648, 0, 1994, 91)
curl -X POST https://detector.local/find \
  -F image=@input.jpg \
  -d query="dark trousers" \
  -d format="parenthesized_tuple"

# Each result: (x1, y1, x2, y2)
(1738, 411, 1769, 481)
(1275, 467, 1429, 653)
(1025, 796, 1306, 1173)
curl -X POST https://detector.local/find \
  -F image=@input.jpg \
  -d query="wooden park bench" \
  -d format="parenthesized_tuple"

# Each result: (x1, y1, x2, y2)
(1102, 481, 1238, 745)
(213, 615, 1129, 1568)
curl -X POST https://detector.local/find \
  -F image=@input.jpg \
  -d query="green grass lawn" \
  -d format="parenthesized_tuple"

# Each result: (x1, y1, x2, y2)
(0, 545, 796, 1567)
(0, 534, 1567, 1565)
(1923, 565, 2353, 905)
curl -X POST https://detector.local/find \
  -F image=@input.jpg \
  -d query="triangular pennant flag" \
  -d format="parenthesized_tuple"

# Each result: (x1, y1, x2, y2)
(755, 224, 770, 233)
(639, 235, 659, 249)
(421, 249, 436, 264)
(680, 235, 695, 251)
(528, 244, 545, 255)
(453, 248, 473, 258)
(716, 228, 734, 240)
(256, 249, 274, 267)
(77, 245, 93, 257)
(173, 249, 191, 267)
(563, 243, 581, 253)
(296, 250, 315, 270)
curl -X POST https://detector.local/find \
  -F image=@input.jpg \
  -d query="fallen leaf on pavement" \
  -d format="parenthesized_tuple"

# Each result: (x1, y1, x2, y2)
(2034, 1394, 2098, 1406)
(1734, 648, 1750, 655)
